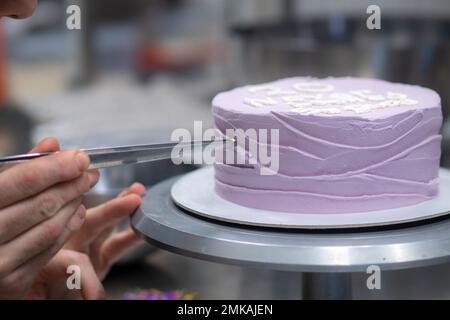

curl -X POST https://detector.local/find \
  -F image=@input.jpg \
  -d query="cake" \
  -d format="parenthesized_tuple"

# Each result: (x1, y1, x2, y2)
(212, 77, 442, 213)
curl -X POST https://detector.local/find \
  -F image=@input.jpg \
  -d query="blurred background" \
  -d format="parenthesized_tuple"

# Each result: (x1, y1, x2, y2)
(1, 0, 450, 299)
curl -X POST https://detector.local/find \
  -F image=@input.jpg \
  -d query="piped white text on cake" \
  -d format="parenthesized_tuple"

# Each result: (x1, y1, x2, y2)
(243, 81, 418, 115)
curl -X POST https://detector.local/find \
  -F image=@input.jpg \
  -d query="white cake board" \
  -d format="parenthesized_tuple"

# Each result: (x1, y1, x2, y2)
(171, 166, 450, 229)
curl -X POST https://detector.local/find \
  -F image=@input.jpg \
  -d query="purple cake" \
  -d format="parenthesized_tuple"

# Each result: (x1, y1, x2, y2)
(212, 77, 442, 213)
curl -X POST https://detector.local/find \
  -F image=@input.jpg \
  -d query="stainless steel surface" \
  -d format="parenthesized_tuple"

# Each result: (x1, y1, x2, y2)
(132, 173, 450, 273)
(0, 138, 228, 169)
(171, 167, 450, 229)
(104, 249, 450, 299)
(302, 273, 352, 300)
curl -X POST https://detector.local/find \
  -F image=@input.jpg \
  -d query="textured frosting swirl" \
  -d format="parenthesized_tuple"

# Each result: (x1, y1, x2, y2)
(212, 77, 442, 213)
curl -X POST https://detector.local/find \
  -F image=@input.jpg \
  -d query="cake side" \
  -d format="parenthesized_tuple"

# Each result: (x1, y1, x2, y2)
(212, 77, 442, 213)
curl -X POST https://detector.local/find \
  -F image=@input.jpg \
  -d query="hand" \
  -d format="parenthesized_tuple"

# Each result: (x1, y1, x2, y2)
(0, 138, 99, 299)
(27, 183, 145, 300)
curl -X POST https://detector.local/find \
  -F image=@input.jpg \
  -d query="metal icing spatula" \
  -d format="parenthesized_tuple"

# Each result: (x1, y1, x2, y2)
(0, 138, 233, 169)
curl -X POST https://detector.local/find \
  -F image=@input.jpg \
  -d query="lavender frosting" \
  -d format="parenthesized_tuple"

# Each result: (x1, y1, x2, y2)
(212, 77, 442, 213)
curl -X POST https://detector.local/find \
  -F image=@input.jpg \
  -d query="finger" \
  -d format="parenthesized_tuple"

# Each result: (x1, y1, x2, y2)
(88, 225, 116, 270)
(0, 150, 91, 209)
(100, 228, 142, 266)
(65, 194, 141, 251)
(78, 254, 106, 300)
(0, 198, 83, 276)
(118, 182, 146, 198)
(91, 225, 115, 252)
(29, 137, 60, 153)
(15, 250, 104, 300)
(78, 194, 142, 244)
(0, 205, 86, 300)
(58, 251, 105, 300)
(5, 204, 87, 292)
(0, 171, 99, 244)
(0, 138, 61, 176)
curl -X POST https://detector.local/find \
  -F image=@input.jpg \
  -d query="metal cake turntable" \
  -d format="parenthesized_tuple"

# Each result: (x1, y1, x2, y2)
(131, 167, 450, 299)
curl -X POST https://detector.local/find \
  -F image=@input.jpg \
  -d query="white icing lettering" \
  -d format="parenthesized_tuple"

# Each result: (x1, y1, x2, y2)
(243, 83, 419, 115)
(293, 82, 334, 93)
(387, 92, 407, 100)
(243, 97, 277, 108)
(248, 85, 296, 96)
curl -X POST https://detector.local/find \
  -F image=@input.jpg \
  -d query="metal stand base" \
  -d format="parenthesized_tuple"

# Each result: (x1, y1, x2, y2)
(131, 172, 450, 299)
(302, 273, 352, 300)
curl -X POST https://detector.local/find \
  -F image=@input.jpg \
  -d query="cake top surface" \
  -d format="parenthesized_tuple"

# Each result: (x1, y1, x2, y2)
(212, 77, 441, 119)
